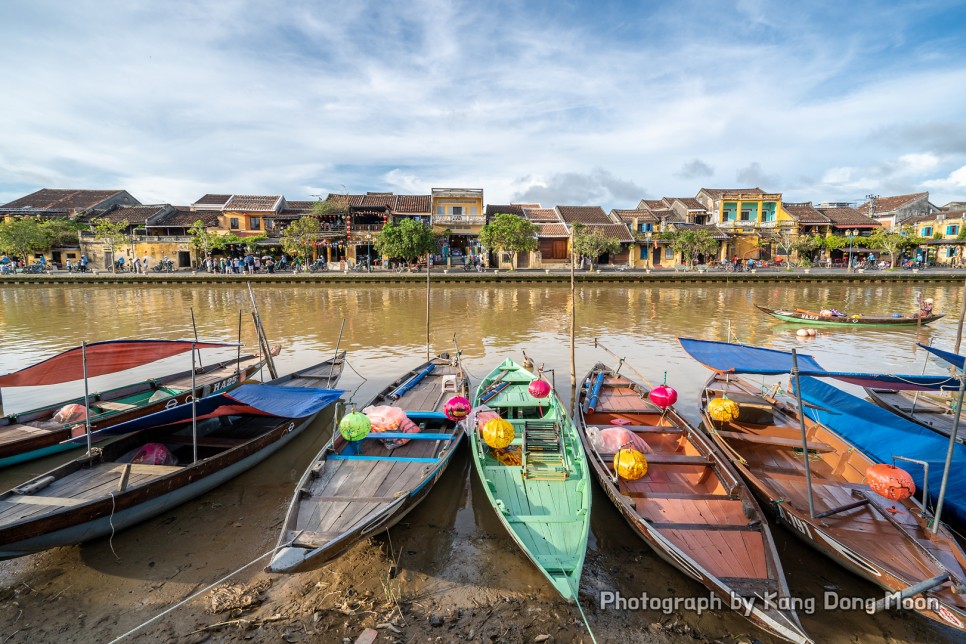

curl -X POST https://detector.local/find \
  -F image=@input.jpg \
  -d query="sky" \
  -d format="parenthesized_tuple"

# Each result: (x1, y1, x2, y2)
(2, 0, 966, 211)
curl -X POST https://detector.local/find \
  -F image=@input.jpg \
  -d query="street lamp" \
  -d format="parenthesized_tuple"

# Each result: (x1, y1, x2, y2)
(846, 230, 856, 271)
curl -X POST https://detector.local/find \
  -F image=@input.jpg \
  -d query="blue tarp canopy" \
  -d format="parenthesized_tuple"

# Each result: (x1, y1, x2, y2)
(678, 338, 959, 391)
(795, 376, 966, 528)
(67, 384, 343, 444)
(918, 343, 966, 371)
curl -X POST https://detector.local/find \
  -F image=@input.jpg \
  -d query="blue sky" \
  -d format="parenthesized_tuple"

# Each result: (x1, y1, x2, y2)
(2, 0, 966, 210)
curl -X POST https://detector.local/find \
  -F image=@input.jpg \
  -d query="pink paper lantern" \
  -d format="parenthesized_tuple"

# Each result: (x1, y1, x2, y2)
(649, 385, 678, 409)
(528, 379, 551, 399)
(443, 396, 471, 421)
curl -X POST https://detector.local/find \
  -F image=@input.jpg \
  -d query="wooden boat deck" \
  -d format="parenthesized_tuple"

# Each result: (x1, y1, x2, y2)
(702, 375, 966, 629)
(866, 388, 963, 443)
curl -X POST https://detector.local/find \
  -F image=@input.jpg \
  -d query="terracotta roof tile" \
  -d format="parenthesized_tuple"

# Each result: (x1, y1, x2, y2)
(611, 209, 658, 224)
(700, 187, 765, 197)
(224, 195, 282, 211)
(817, 207, 879, 227)
(359, 193, 396, 208)
(92, 204, 169, 225)
(192, 194, 232, 207)
(579, 223, 634, 242)
(394, 195, 431, 213)
(523, 207, 561, 222)
(782, 202, 830, 224)
(486, 204, 527, 217)
(284, 201, 316, 211)
(858, 192, 929, 213)
(1, 188, 127, 212)
(637, 199, 668, 210)
(666, 197, 705, 210)
(535, 223, 570, 238)
(556, 205, 611, 224)
(153, 209, 219, 228)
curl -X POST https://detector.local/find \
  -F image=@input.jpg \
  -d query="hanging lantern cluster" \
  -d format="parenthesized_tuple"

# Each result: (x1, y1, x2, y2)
(482, 418, 515, 449)
(443, 396, 471, 421)
(865, 464, 916, 501)
(614, 449, 648, 480)
(708, 397, 740, 422)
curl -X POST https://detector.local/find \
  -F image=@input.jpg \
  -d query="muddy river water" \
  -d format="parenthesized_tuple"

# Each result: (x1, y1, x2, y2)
(0, 281, 963, 643)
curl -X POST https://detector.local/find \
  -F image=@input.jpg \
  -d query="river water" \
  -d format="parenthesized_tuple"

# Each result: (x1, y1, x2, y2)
(0, 281, 962, 642)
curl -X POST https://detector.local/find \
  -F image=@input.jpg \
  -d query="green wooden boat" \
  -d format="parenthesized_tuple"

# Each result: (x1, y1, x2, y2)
(756, 304, 944, 326)
(468, 358, 591, 602)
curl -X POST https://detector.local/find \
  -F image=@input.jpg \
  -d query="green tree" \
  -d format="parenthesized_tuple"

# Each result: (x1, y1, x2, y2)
(572, 227, 622, 269)
(479, 213, 538, 269)
(188, 220, 223, 260)
(822, 234, 847, 254)
(40, 219, 84, 249)
(312, 195, 350, 217)
(280, 217, 321, 269)
(374, 219, 438, 264)
(0, 217, 47, 265)
(791, 234, 824, 263)
(866, 225, 921, 267)
(659, 228, 720, 268)
(92, 218, 131, 273)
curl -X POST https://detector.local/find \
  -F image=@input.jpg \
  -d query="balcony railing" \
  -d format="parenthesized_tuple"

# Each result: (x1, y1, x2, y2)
(433, 215, 486, 226)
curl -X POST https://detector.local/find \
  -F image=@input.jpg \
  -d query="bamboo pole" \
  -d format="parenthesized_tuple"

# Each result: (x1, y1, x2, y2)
(791, 349, 816, 519)
(82, 341, 93, 457)
(426, 252, 431, 362)
(594, 338, 655, 389)
(191, 343, 198, 464)
(236, 310, 242, 376)
(247, 283, 278, 379)
(955, 276, 966, 354)
(932, 371, 965, 533)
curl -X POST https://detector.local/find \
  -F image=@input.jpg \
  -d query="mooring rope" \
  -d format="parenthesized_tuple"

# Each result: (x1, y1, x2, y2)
(569, 579, 598, 644)
(107, 492, 120, 561)
(108, 541, 290, 643)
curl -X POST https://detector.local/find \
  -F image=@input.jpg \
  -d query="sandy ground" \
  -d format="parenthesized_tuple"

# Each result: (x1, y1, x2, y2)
(0, 410, 960, 644)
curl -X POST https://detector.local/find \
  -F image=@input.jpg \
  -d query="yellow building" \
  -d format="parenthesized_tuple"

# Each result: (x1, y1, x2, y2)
(432, 188, 484, 265)
(696, 188, 796, 261)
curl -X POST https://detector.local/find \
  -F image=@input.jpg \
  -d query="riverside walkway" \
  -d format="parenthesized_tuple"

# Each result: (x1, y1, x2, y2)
(2, 265, 964, 285)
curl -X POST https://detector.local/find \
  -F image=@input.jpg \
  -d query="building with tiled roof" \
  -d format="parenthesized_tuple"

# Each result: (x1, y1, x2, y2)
(191, 194, 233, 210)
(1, 188, 139, 219)
(485, 204, 528, 218)
(857, 192, 939, 228)
(522, 207, 561, 222)
(431, 188, 485, 265)
(535, 223, 570, 238)
(224, 195, 284, 212)
(556, 205, 613, 225)
(637, 199, 669, 211)
(394, 195, 432, 215)
(87, 204, 172, 227)
(816, 206, 879, 230)
(665, 197, 710, 225)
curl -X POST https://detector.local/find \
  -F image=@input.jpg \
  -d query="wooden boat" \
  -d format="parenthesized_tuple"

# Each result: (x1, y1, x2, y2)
(267, 354, 468, 573)
(0, 354, 344, 560)
(755, 304, 944, 326)
(467, 358, 590, 602)
(865, 387, 965, 445)
(700, 372, 966, 633)
(0, 340, 271, 467)
(575, 363, 810, 643)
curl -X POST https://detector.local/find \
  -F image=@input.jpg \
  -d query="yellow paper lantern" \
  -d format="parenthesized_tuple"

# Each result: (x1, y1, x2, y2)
(708, 397, 740, 422)
(482, 418, 515, 449)
(614, 449, 648, 480)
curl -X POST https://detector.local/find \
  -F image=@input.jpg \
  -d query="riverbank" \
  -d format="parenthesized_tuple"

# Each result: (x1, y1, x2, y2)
(2, 265, 964, 285)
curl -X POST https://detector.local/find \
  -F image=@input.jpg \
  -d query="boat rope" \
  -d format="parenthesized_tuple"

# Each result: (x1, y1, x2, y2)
(341, 358, 369, 406)
(108, 540, 292, 643)
(568, 579, 598, 644)
(107, 492, 120, 561)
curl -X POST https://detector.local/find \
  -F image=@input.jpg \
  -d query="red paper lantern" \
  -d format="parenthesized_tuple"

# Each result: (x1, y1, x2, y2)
(443, 396, 471, 421)
(528, 379, 551, 399)
(866, 464, 916, 501)
(649, 385, 678, 409)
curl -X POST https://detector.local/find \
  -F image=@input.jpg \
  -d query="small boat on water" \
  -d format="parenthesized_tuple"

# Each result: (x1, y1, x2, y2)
(0, 340, 270, 467)
(755, 304, 943, 326)
(698, 372, 966, 633)
(268, 354, 468, 573)
(575, 362, 810, 643)
(468, 358, 590, 602)
(0, 354, 344, 560)
(865, 387, 966, 445)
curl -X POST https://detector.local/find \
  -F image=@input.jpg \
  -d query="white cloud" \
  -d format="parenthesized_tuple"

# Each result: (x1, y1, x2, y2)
(1, 1, 965, 209)
(924, 165, 966, 190)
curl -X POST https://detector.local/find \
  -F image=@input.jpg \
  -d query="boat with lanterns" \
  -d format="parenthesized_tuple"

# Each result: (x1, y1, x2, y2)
(755, 304, 943, 326)
(574, 360, 810, 643)
(267, 353, 468, 573)
(467, 357, 590, 603)
(681, 339, 966, 633)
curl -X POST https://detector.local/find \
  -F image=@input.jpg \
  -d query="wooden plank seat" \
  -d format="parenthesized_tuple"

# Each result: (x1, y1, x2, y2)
(646, 521, 760, 532)
(94, 401, 138, 412)
(327, 454, 439, 463)
(314, 494, 401, 503)
(622, 491, 736, 501)
(507, 515, 582, 524)
(362, 432, 454, 441)
(293, 530, 349, 547)
(609, 425, 683, 434)
(714, 430, 834, 453)
(603, 454, 712, 466)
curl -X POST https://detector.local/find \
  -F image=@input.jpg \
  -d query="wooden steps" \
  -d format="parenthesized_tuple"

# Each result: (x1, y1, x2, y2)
(523, 421, 568, 480)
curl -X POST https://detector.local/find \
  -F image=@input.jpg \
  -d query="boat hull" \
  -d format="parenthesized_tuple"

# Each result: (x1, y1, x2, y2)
(755, 304, 943, 327)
